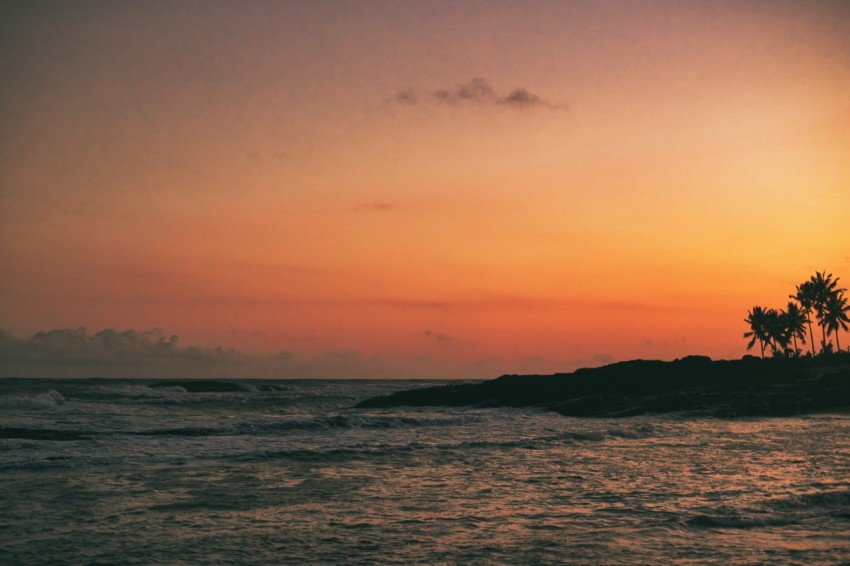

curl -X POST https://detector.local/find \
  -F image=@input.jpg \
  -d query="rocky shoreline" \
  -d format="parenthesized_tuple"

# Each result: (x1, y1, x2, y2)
(357, 354, 850, 418)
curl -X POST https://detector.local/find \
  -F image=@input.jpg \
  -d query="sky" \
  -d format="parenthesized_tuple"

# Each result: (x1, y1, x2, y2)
(1, 0, 849, 378)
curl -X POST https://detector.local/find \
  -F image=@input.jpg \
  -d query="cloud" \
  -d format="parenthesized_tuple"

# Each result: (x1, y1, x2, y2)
(364, 299, 452, 310)
(0, 327, 465, 379)
(501, 88, 544, 109)
(594, 301, 676, 313)
(0, 327, 626, 380)
(592, 353, 614, 365)
(393, 78, 565, 111)
(641, 336, 686, 348)
(355, 202, 395, 212)
(394, 89, 417, 105)
(422, 330, 455, 343)
(0, 327, 240, 367)
(434, 77, 497, 105)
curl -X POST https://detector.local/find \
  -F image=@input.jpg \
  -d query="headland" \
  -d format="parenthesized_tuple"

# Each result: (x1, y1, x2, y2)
(357, 354, 850, 417)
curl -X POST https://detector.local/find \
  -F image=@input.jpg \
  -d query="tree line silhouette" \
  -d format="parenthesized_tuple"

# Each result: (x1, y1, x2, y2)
(745, 271, 850, 358)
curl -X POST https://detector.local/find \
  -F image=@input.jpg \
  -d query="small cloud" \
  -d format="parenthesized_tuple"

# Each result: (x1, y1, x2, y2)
(325, 350, 360, 362)
(355, 202, 395, 212)
(502, 88, 542, 108)
(366, 299, 452, 310)
(392, 78, 565, 111)
(595, 301, 674, 313)
(639, 336, 687, 350)
(435, 77, 497, 105)
(422, 330, 455, 343)
(394, 89, 417, 105)
(227, 328, 268, 338)
(592, 353, 614, 365)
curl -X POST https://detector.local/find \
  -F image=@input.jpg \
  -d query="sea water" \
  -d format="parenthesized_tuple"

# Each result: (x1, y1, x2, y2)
(1, 378, 849, 564)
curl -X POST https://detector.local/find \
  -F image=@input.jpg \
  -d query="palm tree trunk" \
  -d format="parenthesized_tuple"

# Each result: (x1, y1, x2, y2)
(821, 322, 828, 354)
(759, 339, 765, 358)
(807, 321, 816, 356)
(837, 331, 842, 353)
(792, 334, 798, 357)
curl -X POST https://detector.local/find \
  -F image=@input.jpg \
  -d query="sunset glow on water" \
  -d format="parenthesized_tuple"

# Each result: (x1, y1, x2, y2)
(2, 379, 850, 563)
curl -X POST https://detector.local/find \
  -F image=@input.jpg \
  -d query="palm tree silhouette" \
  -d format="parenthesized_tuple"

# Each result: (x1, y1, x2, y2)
(765, 308, 791, 356)
(790, 281, 818, 356)
(745, 271, 848, 358)
(809, 271, 842, 354)
(823, 292, 850, 353)
(784, 301, 807, 357)
(744, 306, 770, 358)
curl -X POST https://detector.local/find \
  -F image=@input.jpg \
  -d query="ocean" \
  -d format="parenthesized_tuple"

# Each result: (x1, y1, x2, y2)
(2, 377, 849, 564)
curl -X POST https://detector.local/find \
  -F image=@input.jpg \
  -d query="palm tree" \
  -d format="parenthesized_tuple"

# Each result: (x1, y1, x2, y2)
(784, 301, 807, 357)
(744, 306, 770, 358)
(745, 271, 848, 357)
(823, 292, 850, 353)
(764, 308, 791, 356)
(808, 271, 843, 353)
(790, 281, 817, 356)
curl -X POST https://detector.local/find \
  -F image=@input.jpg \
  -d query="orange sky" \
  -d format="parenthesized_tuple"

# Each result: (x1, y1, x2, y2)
(1, 1, 849, 377)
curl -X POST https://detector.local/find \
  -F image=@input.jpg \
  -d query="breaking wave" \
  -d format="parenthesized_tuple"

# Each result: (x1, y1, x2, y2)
(0, 389, 65, 410)
(685, 490, 850, 530)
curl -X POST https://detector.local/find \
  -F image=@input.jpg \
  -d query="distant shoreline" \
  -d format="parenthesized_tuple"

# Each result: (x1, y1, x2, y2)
(357, 354, 850, 418)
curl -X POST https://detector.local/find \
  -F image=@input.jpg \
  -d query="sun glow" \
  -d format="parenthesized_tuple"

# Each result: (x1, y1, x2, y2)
(1, 2, 849, 377)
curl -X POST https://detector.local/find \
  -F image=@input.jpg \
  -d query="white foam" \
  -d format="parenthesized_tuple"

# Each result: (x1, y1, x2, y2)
(0, 389, 65, 410)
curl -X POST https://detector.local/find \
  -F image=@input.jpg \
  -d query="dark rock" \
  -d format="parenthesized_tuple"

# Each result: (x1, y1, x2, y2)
(356, 354, 850, 418)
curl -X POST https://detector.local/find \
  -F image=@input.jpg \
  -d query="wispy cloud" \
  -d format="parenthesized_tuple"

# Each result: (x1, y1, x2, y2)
(422, 330, 455, 343)
(393, 78, 566, 111)
(394, 89, 417, 105)
(355, 202, 396, 212)
(592, 353, 614, 365)
(594, 301, 677, 313)
(365, 299, 452, 310)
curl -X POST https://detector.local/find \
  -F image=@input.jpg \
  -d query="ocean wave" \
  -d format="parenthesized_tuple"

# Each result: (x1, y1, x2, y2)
(684, 512, 793, 529)
(0, 389, 65, 410)
(128, 427, 222, 437)
(0, 426, 88, 441)
(0, 454, 81, 471)
(148, 380, 249, 393)
(766, 489, 850, 513)
(254, 437, 546, 463)
(230, 435, 552, 464)
(104, 384, 188, 395)
(308, 413, 484, 431)
(147, 380, 286, 393)
(557, 431, 606, 442)
(606, 425, 657, 439)
(233, 414, 480, 434)
(553, 426, 656, 444)
(0, 412, 486, 444)
(231, 444, 419, 463)
(685, 490, 850, 530)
